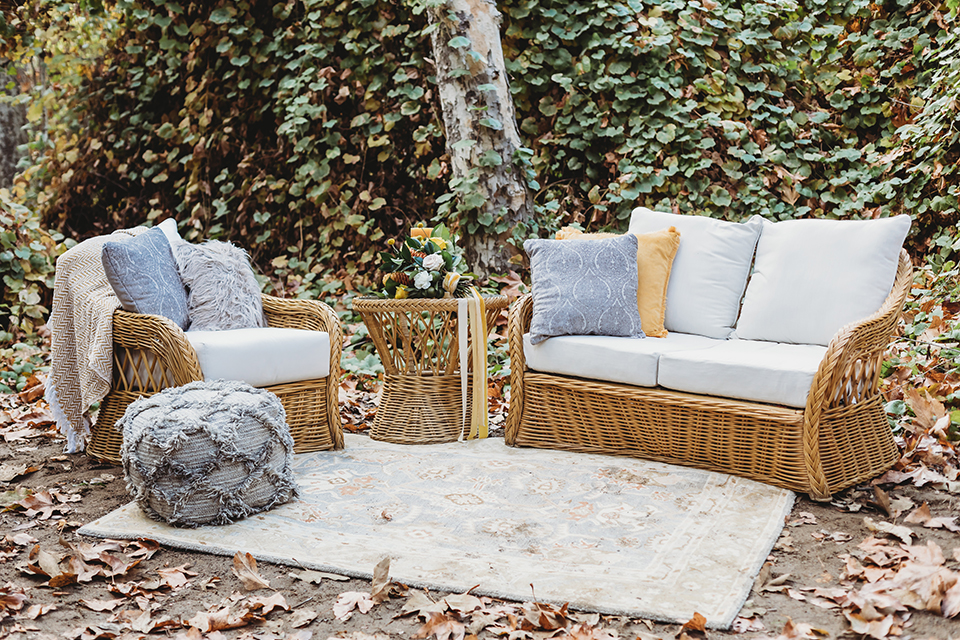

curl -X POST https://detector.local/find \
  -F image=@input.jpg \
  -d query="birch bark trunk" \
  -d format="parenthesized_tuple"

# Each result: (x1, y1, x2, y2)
(427, 0, 533, 277)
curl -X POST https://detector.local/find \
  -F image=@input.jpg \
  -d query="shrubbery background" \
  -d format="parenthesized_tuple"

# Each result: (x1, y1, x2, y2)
(1, 0, 959, 416)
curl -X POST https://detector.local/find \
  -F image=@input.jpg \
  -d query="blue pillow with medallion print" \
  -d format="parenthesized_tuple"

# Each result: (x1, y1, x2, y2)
(524, 234, 645, 345)
(102, 227, 190, 330)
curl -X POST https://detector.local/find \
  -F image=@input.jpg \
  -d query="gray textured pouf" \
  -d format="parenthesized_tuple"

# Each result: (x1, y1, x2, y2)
(119, 380, 299, 527)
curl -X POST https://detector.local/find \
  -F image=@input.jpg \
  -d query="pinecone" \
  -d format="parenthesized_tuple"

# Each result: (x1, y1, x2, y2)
(410, 249, 427, 258)
(388, 272, 411, 286)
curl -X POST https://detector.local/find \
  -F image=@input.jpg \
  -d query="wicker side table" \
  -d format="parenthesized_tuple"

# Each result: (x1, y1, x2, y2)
(352, 295, 508, 444)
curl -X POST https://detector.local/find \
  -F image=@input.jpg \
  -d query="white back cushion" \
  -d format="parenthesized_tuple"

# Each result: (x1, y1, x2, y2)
(735, 215, 911, 346)
(628, 208, 763, 339)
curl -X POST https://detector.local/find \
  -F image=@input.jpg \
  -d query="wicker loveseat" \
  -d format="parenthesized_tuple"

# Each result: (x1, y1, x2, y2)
(506, 209, 913, 501)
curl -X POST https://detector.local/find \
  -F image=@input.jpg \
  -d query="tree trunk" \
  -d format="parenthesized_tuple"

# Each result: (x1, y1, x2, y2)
(0, 84, 26, 188)
(428, 0, 533, 277)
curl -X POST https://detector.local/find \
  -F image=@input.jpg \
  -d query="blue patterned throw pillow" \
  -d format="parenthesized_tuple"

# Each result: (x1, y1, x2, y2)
(524, 234, 645, 344)
(102, 227, 190, 329)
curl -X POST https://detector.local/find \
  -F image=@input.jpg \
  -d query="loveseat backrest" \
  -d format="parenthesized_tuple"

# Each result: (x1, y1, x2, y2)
(628, 207, 763, 340)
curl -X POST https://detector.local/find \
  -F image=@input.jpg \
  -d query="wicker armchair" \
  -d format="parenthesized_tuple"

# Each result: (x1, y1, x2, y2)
(87, 295, 344, 463)
(506, 250, 913, 501)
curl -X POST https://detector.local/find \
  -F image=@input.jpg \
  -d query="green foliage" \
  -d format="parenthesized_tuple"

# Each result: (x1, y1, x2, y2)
(0, 191, 72, 338)
(32, 0, 447, 278)
(500, 0, 956, 250)
(11, 0, 960, 295)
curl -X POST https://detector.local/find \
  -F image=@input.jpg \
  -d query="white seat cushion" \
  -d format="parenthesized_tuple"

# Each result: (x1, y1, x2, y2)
(523, 332, 721, 388)
(657, 339, 828, 408)
(735, 215, 911, 346)
(186, 327, 330, 388)
(627, 207, 763, 339)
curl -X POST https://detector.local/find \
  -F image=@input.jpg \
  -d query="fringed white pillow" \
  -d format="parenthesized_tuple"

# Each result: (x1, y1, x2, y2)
(173, 240, 267, 331)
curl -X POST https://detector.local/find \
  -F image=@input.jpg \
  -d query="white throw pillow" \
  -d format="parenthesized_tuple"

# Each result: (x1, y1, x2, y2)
(628, 207, 763, 339)
(735, 215, 911, 346)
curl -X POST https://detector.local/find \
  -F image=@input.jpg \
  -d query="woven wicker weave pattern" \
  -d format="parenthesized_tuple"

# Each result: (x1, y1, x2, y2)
(353, 296, 508, 444)
(88, 294, 344, 463)
(506, 250, 913, 501)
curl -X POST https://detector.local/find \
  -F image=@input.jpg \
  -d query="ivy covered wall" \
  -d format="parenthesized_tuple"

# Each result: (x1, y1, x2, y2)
(8, 0, 960, 294)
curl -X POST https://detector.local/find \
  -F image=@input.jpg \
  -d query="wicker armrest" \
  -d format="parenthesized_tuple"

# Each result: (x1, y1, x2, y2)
(112, 309, 204, 386)
(799, 249, 913, 499)
(805, 249, 913, 414)
(505, 294, 535, 444)
(261, 294, 343, 382)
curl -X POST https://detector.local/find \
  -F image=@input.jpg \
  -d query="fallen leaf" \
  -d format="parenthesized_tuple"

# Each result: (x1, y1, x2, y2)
(676, 611, 706, 639)
(871, 486, 892, 517)
(371, 556, 391, 603)
(0, 584, 27, 613)
(23, 602, 57, 619)
(775, 618, 830, 639)
(290, 569, 348, 584)
(157, 563, 197, 589)
(864, 517, 914, 545)
(232, 552, 270, 591)
(81, 598, 125, 612)
(412, 610, 466, 640)
(248, 592, 288, 615)
(288, 608, 318, 628)
(334, 591, 375, 621)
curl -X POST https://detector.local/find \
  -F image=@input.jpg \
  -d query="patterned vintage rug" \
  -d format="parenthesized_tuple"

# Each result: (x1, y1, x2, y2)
(79, 434, 793, 629)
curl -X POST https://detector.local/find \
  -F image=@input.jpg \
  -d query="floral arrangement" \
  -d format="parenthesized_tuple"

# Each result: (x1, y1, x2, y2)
(378, 223, 474, 299)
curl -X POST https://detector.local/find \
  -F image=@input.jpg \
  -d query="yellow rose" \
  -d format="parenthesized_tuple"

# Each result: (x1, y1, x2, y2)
(443, 272, 460, 294)
(394, 285, 409, 299)
(410, 226, 433, 239)
(427, 236, 447, 250)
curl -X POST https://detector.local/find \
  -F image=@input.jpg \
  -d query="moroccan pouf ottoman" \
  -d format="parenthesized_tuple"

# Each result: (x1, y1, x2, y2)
(119, 379, 299, 527)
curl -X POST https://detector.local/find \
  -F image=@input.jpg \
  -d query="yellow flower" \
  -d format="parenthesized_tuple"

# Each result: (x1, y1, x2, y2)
(387, 238, 396, 246)
(394, 285, 409, 299)
(443, 272, 461, 294)
(427, 236, 447, 250)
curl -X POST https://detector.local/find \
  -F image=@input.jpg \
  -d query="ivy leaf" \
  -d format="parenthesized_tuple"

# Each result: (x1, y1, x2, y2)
(479, 117, 503, 130)
(209, 7, 236, 24)
(447, 36, 471, 49)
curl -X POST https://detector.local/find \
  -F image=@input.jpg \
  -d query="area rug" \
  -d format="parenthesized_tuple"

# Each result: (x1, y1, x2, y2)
(78, 434, 793, 629)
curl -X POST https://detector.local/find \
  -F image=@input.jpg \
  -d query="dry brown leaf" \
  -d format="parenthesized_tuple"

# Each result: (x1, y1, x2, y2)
(248, 592, 289, 615)
(28, 544, 62, 578)
(871, 486, 892, 517)
(232, 552, 270, 591)
(675, 611, 706, 639)
(863, 517, 914, 545)
(412, 610, 466, 640)
(334, 591, 375, 621)
(158, 563, 197, 589)
(288, 608, 318, 628)
(0, 584, 27, 613)
(80, 598, 125, 612)
(904, 502, 934, 524)
(371, 556, 391, 603)
(23, 602, 57, 619)
(290, 569, 348, 584)
(774, 618, 830, 639)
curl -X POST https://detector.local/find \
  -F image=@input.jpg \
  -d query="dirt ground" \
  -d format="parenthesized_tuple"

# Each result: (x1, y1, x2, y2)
(1, 399, 959, 640)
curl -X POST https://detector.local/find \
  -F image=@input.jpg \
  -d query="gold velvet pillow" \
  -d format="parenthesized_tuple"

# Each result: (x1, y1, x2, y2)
(555, 226, 681, 338)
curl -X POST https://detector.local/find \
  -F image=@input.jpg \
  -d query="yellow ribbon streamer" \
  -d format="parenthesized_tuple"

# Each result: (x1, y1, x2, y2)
(457, 288, 488, 440)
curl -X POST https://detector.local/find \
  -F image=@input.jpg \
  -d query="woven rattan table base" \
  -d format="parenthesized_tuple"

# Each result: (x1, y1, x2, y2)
(372, 373, 476, 444)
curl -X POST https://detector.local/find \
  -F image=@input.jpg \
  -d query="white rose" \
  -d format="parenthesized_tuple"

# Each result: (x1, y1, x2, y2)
(422, 253, 444, 271)
(414, 270, 433, 290)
